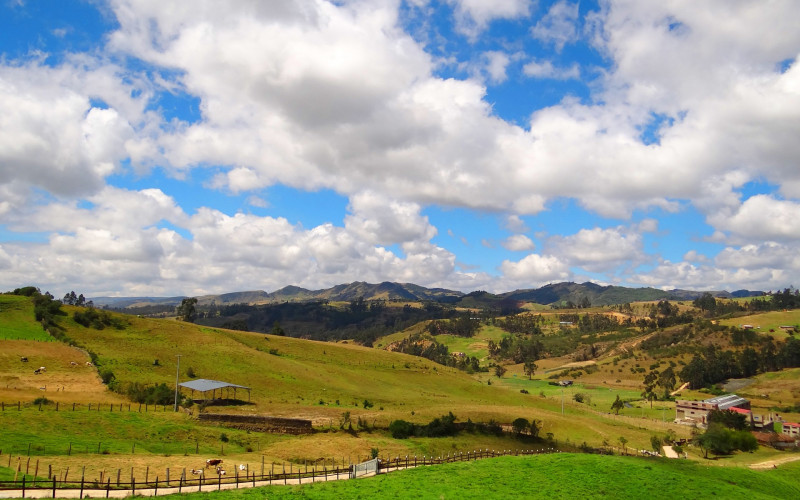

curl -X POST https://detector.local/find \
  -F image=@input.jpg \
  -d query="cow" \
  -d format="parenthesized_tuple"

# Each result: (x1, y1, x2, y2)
(238, 464, 246, 471)
(190, 469, 203, 476)
(34, 366, 46, 374)
(206, 459, 223, 468)
(70, 361, 78, 367)
(86, 361, 93, 366)
(20, 357, 28, 362)
(216, 467, 226, 476)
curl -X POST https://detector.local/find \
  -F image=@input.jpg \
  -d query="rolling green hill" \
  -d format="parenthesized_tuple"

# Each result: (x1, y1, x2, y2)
(157, 453, 800, 500)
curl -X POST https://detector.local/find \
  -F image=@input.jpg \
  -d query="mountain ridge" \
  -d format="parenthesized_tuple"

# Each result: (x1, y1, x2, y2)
(91, 281, 764, 309)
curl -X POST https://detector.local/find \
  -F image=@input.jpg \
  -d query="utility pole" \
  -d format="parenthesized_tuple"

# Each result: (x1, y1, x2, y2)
(174, 354, 182, 412)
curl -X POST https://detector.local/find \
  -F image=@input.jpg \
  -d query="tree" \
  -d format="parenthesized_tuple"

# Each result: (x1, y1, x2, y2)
(512, 417, 530, 436)
(695, 423, 758, 458)
(529, 419, 542, 438)
(494, 365, 507, 378)
(693, 292, 717, 314)
(176, 297, 198, 322)
(642, 369, 659, 408)
(611, 395, 624, 415)
(650, 435, 662, 453)
(271, 321, 286, 336)
(618, 436, 628, 454)
(523, 359, 537, 380)
(657, 366, 676, 399)
(707, 409, 748, 431)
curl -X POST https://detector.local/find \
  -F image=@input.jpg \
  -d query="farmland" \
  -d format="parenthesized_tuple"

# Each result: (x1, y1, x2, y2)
(1, 291, 800, 497)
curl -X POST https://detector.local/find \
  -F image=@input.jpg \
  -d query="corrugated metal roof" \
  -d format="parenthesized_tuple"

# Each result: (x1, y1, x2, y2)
(704, 394, 748, 409)
(178, 378, 250, 392)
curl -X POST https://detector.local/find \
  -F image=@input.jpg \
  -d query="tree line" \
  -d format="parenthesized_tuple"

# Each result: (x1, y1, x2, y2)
(679, 339, 800, 389)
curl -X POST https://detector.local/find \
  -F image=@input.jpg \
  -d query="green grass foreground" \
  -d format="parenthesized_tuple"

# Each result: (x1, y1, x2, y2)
(160, 453, 800, 500)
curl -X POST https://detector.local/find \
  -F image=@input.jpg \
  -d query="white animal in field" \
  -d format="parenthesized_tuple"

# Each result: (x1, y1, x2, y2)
(34, 366, 46, 374)
(86, 361, 93, 366)
(70, 361, 78, 367)
(238, 464, 246, 471)
(190, 469, 203, 476)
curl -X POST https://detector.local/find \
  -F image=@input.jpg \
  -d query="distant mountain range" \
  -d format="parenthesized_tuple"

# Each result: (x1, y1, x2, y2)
(91, 281, 764, 309)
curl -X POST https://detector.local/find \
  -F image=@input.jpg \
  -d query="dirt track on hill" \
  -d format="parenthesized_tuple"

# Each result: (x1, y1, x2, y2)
(748, 455, 800, 469)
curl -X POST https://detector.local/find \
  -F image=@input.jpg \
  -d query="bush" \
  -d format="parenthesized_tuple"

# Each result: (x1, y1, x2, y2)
(33, 396, 52, 405)
(389, 420, 414, 439)
(99, 368, 115, 385)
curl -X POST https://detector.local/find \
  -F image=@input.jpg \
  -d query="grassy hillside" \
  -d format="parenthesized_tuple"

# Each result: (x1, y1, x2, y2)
(156, 454, 800, 500)
(2, 294, 799, 484)
(0, 295, 53, 341)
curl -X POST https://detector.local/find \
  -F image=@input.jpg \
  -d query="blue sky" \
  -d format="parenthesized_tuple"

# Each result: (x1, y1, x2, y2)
(1, 0, 799, 297)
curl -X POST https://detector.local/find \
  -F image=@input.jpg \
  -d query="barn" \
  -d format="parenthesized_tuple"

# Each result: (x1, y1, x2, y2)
(178, 378, 251, 403)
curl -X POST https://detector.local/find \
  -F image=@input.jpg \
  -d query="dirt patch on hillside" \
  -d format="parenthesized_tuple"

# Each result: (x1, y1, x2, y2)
(0, 340, 119, 404)
(722, 378, 755, 393)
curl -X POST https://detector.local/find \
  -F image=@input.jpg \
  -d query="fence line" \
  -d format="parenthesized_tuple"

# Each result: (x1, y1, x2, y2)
(0, 447, 559, 497)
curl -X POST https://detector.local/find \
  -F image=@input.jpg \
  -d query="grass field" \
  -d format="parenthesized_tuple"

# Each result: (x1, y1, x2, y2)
(1, 294, 798, 482)
(0, 295, 53, 341)
(718, 310, 800, 339)
(150, 453, 800, 500)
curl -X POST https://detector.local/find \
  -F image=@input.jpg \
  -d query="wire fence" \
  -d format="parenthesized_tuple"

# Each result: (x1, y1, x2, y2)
(0, 448, 559, 497)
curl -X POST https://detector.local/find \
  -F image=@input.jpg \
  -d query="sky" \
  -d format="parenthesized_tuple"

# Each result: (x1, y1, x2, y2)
(1, 0, 799, 298)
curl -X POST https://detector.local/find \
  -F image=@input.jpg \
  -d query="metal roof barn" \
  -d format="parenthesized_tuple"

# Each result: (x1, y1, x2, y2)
(178, 378, 251, 402)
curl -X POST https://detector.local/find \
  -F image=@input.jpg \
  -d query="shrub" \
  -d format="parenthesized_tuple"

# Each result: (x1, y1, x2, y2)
(99, 368, 115, 385)
(33, 396, 52, 405)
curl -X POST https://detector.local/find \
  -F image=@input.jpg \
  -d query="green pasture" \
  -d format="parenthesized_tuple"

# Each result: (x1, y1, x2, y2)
(718, 310, 800, 339)
(0, 406, 283, 457)
(433, 325, 507, 360)
(160, 453, 800, 500)
(0, 295, 52, 341)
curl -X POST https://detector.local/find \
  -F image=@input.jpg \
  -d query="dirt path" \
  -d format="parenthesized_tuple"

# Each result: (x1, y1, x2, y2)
(748, 454, 800, 470)
(0, 466, 378, 498)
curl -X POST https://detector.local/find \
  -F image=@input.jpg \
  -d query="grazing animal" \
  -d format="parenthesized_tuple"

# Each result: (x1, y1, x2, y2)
(238, 464, 246, 471)
(206, 459, 223, 468)
(190, 469, 203, 476)
(86, 361, 93, 366)
(70, 361, 78, 367)
(34, 367, 46, 374)
(20, 357, 28, 362)
(216, 467, 226, 476)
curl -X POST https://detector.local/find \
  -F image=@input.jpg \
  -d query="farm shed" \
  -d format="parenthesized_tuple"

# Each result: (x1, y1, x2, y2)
(178, 378, 251, 402)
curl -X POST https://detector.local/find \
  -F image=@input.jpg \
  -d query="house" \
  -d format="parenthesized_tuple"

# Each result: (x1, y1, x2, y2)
(752, 412, 780, 431)
(752, 431, 797, 449)
(782, 422, 800, 438)
(675, 394, 750, 425)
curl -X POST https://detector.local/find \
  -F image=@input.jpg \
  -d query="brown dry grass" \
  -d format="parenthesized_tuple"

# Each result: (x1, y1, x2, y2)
(0, 340, 123, 404)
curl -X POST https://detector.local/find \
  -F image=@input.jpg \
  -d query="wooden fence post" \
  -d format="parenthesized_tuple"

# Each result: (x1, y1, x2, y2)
(52, 476, 56, 497)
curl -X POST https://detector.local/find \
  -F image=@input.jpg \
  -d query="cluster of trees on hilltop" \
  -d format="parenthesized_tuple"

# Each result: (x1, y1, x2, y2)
(679, 340, 800, 389)
(192, 297, 461, 346)
(425, 313, 481, 337)
(391, 333, 484, 373)
(746, 287, 800, 311)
